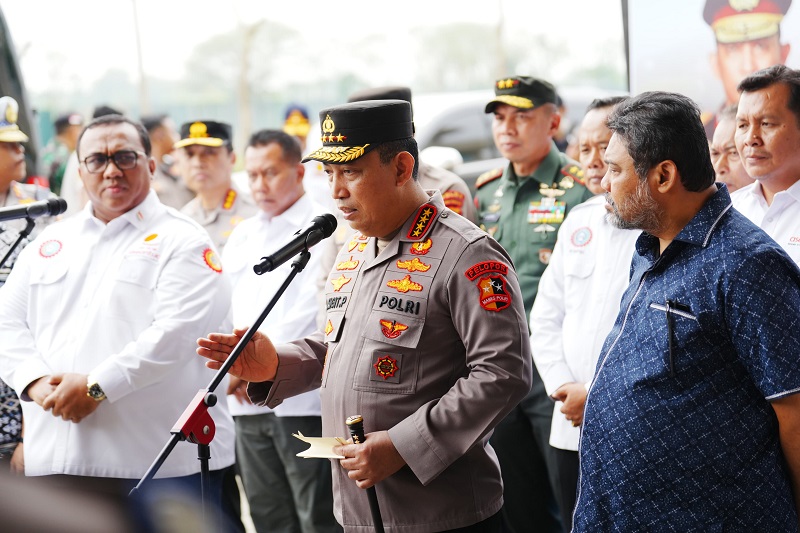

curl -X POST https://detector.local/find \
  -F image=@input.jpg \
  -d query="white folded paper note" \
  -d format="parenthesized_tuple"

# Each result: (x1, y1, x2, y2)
(293, 432, 347, 459)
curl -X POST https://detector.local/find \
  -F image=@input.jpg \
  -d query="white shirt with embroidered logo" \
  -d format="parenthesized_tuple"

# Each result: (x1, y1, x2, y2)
(0, 190, 235, 478)
(530, 195, 639, 451)
(731, 180, 800, 266)
(223, 193, 329, 417)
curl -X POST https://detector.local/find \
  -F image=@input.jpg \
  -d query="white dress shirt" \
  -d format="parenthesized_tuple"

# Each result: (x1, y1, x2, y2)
(530, 195, 639, 451)
(223, 193, 328, 417)
(731, 180, 800, 266)
(0, 190, 235, 478)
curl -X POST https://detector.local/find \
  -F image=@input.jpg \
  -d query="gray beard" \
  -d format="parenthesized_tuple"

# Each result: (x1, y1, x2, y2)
(604, 181, 664, 234)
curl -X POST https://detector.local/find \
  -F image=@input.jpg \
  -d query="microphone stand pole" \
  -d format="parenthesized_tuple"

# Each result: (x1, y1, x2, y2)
(131, 249, 313, 522)
(0, 217, 35, 271)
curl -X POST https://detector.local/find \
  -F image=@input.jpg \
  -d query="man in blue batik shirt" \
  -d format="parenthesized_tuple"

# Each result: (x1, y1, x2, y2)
(573, 91, 800, 532)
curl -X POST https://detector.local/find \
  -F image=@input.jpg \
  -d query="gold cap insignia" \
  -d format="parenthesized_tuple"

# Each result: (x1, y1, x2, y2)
(5, 103, 17, 124)
(189, 122, 209, 138)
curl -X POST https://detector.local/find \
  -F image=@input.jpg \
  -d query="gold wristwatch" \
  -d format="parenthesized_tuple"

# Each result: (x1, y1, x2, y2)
(86, 377, 106, 402)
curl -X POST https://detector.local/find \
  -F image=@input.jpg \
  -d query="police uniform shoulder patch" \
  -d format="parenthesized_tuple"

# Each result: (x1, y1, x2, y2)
(475, 168, 503, 189)
(442, 190, 466, 215)
(407, 203, 437, 240)
(476, 275, 512, 312)
(560, 164, 586, 187)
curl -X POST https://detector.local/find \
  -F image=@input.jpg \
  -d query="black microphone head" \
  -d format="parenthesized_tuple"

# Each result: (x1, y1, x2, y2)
(47, 198, 68, 216)
(314, 213, 337, 238)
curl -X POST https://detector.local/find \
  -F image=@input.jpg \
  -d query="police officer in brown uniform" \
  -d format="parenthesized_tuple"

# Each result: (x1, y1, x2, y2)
(701, 0, 792, 138)
(177, 120, 257, 251)
(475, 77, 594, 533)
(198, 100, 533, 532)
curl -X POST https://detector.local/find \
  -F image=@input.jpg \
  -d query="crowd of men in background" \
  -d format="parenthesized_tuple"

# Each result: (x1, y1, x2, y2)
(2, 2, 800, 529)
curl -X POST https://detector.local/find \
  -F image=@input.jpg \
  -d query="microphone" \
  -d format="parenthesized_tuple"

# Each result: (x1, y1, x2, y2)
(0, 198, 67, 223)
(253, 213, 337, 275)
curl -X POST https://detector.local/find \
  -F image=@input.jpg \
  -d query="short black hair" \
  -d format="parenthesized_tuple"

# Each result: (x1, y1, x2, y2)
(738, 64, 800, 129)
(92, 105, 123, 119)
(374, 138, 419, 180)
(606, 91, 715, 192)
(586, 96, 628, 113)
(76, 114, 152, 160)
(247, 129, 302, 164)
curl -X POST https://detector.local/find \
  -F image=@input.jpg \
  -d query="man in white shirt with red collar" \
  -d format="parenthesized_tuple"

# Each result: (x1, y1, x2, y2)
(732, 65, 800, 265)
(223, 129, 338, 533)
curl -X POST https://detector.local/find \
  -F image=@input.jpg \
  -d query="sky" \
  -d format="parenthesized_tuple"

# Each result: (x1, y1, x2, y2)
(0, 0, 625, 94)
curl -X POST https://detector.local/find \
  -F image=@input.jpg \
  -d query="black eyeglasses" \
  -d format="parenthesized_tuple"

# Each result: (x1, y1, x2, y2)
(81, 150, 144, 174)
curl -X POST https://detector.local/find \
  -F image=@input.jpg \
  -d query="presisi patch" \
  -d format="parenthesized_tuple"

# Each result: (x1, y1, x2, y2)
(396, 257, 431, 273)
(39, 240, 62, 258)
(465, 261, 509, 281)
(410, 238, 432, 255)
(477, 275, 511, 312)
(407, 204, 437, 240)
(330, 274, 352, 292)
(387, 274, 423, 294)
(325, 319, 334, 336)
(571, 227, 592, 247)
(374, 355, 399, 380)
(442, 190, 465, 215)
(145, 233, 158, 242)
(203, 248, 223, 273)
(336, 256, 360, 271)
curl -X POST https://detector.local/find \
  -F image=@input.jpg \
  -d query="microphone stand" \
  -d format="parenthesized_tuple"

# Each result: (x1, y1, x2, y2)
(131, 249, 313, 522)
(0, 217, 35, 272)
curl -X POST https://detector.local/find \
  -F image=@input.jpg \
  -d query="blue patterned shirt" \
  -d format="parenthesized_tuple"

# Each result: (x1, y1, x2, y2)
(574, 186, 800, 532)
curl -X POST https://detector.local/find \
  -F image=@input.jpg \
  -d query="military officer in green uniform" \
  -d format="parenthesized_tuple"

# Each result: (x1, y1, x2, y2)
(475, 76, 593, 533)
